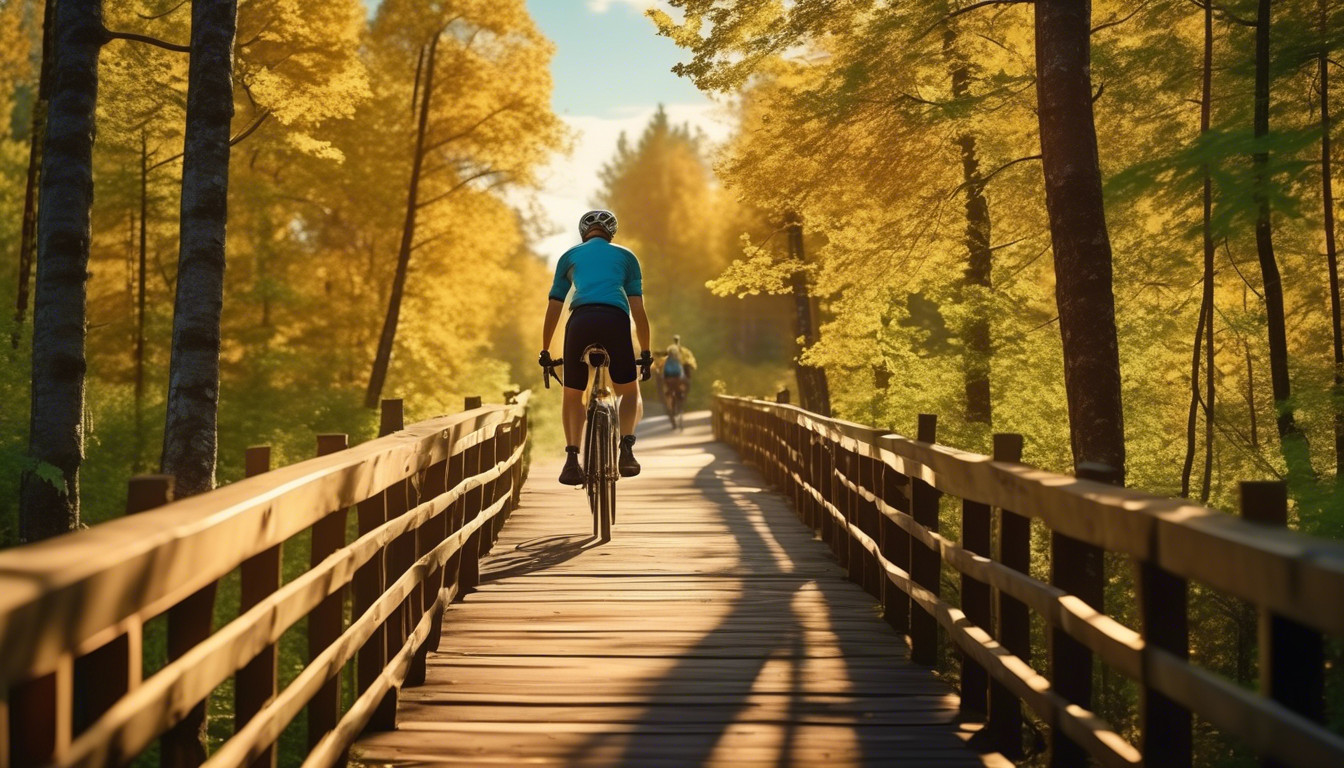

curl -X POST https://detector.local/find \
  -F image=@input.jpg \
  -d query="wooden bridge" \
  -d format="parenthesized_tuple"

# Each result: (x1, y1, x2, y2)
(2, 394, 1343, 767)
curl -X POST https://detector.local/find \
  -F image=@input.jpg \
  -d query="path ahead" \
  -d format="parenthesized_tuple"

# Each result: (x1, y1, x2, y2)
(352, 412, 998, 767)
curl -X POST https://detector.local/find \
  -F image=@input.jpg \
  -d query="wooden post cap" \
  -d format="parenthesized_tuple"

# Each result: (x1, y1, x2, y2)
(126, 475, 174, 514)
(380, 399, 404, 437)
(992, 434, 1024, 463)
(1239, 480, 1288, 526)
(464, 396, 483, 410)
(917, 414, 937, 443)
(244, 446, 271, 478)
(316, 434, 349, 457)
(776, 389, 791, 404)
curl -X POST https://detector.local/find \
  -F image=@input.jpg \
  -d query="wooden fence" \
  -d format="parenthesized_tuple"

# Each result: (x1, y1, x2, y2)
(0, 393, 530, 768)
(716, 394, 1344, 768)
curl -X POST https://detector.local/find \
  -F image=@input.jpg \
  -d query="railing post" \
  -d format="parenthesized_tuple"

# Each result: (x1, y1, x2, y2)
(308, 434, 349, 753)
(858, 451, 883, 599)
(407, 450, 450, 689)
(989, 433, 1026, 758)
(354, 479, 395, 732)
(1241, 480, 1324, 768)
(879, 458, 910, 634)
(459, 399, 484, 593)
(236, 448, 280, 768)
(1048, 461, 1114, 767)
(380, 398, 404, 437)
(9, 654, 73, 767)
(776, 388, 790, 404)
(909, 414, 940, 667)
(1137, 493, 1191, 768)
(464, 395, 483, 410)
(70, 478, 169, 751)
(149, 473, 214, 768)
(378, 398, 415, 702)
(960, 471, 992, 719)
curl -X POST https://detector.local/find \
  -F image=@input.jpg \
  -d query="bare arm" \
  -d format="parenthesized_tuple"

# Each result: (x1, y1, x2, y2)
(629, 296, 651, 353)
(541, 299, 563, 354)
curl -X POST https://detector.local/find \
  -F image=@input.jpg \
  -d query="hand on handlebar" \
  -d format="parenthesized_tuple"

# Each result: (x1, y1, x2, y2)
(539, 350, 563, 389)
(638, 350, 654, 382)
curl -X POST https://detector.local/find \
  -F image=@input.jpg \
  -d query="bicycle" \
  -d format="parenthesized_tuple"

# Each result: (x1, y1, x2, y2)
(662, 375, 687, 431)
(543, 346, 619, 540)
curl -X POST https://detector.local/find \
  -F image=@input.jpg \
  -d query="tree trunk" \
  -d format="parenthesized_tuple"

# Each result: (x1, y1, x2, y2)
(161, 0, 239, 497)
(946, 29, 994, 426)
(135, 133, 148, 472)
(1251, 0, 1314, 485)
(785, 213, 831, 417)
(18, 0, 103, 542)
(1034, 0, 1126, 476)
(12, 0, 55, 348)
(1321, 0, 1343, 479)
(1245, 284, 1261, 450)
(1183, 0, 1218, 503)
(1181, 299, 1209, 498)
(365, 37, 439, 409)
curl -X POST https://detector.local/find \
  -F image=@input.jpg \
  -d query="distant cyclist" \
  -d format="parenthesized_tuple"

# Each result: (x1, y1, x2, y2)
(658, 335, 696, 408)
(539, 210, 653, 485)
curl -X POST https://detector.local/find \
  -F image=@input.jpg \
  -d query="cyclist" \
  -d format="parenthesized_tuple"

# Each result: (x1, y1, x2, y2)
(539, 210, 653, 486)
(659, 335, 696, 411)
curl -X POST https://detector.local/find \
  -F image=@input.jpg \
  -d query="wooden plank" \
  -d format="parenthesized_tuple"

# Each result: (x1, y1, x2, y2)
(353, 414, 995, 768)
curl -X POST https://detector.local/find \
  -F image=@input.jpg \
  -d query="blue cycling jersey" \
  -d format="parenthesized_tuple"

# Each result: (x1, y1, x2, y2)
(548, 238, 643, 313)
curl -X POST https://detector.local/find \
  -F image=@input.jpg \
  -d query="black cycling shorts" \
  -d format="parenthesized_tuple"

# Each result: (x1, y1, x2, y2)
(564, 304, 637, 390)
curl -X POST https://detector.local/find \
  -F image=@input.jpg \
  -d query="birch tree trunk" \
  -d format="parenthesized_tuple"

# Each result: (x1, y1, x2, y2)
(366, 37, 438, 409)
(161, 0, 239, 497)
(18, 0, 103, 542)
(1034, 0, 1126, 476)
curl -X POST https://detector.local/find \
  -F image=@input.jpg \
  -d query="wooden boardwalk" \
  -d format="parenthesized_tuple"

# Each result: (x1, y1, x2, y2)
(352, 412, 998, 767)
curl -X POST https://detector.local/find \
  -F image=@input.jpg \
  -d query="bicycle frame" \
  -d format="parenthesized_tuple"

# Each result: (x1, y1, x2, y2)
(581, 346, 619, 539)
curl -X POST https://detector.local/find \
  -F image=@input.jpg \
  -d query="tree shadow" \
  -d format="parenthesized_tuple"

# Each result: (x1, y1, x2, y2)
(561, 433, 978, 767)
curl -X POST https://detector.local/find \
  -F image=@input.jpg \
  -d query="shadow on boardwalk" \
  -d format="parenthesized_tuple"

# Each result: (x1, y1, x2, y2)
(558, 413, 980, 768)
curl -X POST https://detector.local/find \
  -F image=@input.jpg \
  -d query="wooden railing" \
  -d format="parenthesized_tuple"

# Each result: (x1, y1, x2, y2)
(716, 394, 1344, 768)
(0, 393, 531, 768)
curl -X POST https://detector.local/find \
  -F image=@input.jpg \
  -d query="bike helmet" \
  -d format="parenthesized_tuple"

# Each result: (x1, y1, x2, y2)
(578, 209, 618, 239)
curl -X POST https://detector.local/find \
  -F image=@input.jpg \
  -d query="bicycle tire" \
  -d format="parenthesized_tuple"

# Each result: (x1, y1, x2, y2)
(584, 406, 600, 529)
(589, 409, 614, 540)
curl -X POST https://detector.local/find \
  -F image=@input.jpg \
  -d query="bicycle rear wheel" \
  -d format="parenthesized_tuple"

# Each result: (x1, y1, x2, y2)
(587, 409, 615, 540)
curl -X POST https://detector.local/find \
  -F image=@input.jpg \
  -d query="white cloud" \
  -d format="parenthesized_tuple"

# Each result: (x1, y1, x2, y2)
(518, 102, 735, 264)
(586, 0, 658, 12)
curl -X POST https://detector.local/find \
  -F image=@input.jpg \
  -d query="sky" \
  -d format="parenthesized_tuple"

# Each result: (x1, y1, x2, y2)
(363, 1, 734, 259)
(522, 0, 733, 259)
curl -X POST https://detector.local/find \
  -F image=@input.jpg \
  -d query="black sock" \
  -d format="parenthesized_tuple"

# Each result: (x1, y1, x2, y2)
(566, 445, 579, 454)
(621, 435, 636, 447)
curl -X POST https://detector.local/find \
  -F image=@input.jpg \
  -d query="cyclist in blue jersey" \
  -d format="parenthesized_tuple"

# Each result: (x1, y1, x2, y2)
(539, 210, 653, 485)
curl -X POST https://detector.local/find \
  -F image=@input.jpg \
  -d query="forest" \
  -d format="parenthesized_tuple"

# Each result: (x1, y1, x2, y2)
(1, 0, 1343, 762)
(0, 0, 790, 545)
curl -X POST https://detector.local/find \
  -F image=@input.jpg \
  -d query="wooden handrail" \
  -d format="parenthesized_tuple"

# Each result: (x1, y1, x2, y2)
(0, 393, 531, 768)
(715, 394, 1344, 768)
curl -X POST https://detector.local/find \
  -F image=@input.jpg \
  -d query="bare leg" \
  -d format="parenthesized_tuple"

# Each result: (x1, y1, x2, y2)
(614, 380, 643, 437)
(563, 387, 585, 446)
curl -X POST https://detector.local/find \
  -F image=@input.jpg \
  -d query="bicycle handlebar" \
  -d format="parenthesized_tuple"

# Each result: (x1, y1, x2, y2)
(542, 358, 564, 389)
